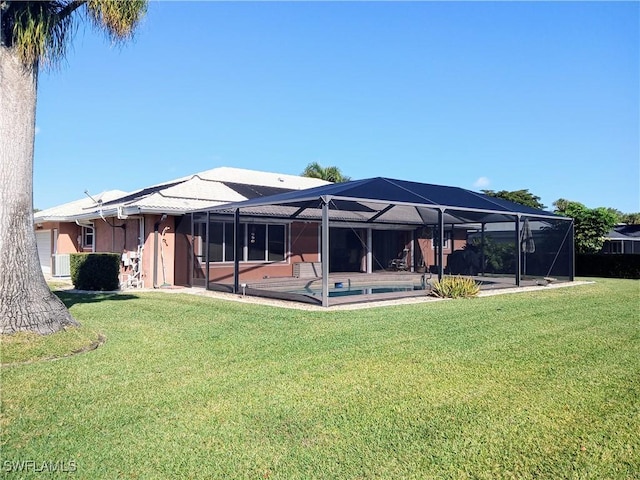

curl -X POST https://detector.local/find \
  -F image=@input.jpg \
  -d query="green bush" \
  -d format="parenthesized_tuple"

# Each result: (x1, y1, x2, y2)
(576, 254, 640, 279)
(70, 253, 120, 291)
(430, 275, 480, 298)
(468, 237, 516, 274)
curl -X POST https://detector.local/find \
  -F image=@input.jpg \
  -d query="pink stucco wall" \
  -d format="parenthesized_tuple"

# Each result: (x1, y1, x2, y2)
(417, 228, 467, 271)
(141, 215, 176, 288)
(35, 221, 81, 254)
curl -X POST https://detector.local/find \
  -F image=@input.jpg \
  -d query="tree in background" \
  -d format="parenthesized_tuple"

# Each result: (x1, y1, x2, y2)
(1, 1, 147, 334)
(619, 212, 640, 225)
(481, 189, 546, 210)
(580, 207, 640, 226)
(553, 199, 618, 254)
(301, 162, 351, 183)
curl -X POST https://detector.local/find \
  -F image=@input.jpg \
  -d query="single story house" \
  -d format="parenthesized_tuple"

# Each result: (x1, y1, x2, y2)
(601, 224, 640, 254)
(35, 170, 574, 306)
(34, 167, 330, 287)
(34, 167, 478, 290)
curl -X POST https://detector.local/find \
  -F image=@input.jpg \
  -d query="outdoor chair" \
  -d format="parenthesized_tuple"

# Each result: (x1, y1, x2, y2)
(388, 248, 410, 271)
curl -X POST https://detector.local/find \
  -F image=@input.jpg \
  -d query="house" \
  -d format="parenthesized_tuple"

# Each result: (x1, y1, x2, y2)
(601, 224, 640, 254)
(35, 170, 575, 306)
(33, 167, 329, 287)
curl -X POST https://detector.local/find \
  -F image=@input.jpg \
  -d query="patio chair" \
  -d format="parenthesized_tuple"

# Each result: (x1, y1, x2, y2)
(388, 248, 410, 271)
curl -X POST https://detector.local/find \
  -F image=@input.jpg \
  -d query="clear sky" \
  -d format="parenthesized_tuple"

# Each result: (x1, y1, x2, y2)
(33, 1, 639, 213)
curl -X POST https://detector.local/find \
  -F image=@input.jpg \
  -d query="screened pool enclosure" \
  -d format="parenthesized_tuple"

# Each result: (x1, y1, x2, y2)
(192, 177, 574, 307)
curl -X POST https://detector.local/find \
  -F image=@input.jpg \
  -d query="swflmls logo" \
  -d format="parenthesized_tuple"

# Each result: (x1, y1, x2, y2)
(3, 460, 77, 473)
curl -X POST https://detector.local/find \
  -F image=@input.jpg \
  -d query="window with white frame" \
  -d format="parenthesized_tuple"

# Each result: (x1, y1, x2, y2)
(82, 226, 94, 249)
(208, 222, 287, 263)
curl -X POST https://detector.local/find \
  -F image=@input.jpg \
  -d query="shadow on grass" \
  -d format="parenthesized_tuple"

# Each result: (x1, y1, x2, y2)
(54, 291, 139, 309)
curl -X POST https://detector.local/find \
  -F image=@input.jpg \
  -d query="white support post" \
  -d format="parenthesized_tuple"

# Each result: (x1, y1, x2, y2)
(515, 215, 521, 287)
(321, 197, 330, 307)
(366, 228, 372, 273)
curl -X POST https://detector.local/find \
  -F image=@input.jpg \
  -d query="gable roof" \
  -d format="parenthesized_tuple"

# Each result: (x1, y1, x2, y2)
(202, 177, 568, 225)
(34, 167, 330, 222)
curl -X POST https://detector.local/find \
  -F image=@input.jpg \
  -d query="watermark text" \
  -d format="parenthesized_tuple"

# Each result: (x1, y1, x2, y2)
(3, 460, 77, 473)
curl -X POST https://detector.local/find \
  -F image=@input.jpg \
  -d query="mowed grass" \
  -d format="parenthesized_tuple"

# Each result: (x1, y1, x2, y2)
(1, 279, 638, 479)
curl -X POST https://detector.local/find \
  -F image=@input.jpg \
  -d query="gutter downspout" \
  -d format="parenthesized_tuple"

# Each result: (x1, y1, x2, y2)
(153, 214, 167, 288)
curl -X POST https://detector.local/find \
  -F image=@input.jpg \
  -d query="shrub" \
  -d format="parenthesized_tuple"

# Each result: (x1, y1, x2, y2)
(70, 253, 120, 291)
(431, 275, 480, 298)
(468, 237, 516, 274)
(576, 254, 640, 279)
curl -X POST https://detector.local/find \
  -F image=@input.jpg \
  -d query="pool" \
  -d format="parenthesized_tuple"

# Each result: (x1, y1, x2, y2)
(284, 283, 426, 298)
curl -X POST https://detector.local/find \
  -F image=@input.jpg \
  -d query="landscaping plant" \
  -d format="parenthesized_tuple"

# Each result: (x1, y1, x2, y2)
(430, 274, 480, 298)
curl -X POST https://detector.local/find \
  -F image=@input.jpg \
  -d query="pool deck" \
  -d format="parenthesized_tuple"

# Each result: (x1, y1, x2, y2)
(208, 271, 566, 307)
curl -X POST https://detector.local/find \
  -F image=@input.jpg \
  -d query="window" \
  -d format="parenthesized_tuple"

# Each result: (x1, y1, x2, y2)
(248, 224, 266, 261)
(609, 241, 623, 254)
(431, 230, 451, 250)
(207, 222, 242, 262)
(208, 222, 224, 262)
(268, 225, 285, 262)
(207, 222, 287, 263)
(82, 226, 94, 249)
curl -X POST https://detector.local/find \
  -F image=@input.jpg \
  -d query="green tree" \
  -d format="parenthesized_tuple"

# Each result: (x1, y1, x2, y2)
(1, 1, 147, 334)
(301, 162, 351, 183)
(620, 212, 640, 225)
(481, 189, 546, 210)
(553, 199, 618, 254)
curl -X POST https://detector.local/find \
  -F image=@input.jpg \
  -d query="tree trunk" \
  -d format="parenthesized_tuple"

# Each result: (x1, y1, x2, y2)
(0, 47, 79, 335)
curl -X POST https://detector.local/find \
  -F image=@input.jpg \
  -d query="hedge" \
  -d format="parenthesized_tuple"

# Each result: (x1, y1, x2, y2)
(576, 254, 640, 279)
(70, 253, 121, 291)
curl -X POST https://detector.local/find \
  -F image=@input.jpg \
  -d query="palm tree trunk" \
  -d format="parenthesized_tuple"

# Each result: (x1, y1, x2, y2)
(0, 47, 79, 334)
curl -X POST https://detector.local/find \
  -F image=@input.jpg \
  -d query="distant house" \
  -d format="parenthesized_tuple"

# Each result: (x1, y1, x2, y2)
(601, 224, 640, 254)
(33, 167, 329, 287)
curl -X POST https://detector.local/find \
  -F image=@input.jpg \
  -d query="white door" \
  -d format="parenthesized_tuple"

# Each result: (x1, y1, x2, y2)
(36, 230, 52, 275)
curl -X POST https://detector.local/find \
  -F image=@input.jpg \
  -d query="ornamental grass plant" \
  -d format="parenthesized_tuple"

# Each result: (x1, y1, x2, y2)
(430, 274, 480, 298)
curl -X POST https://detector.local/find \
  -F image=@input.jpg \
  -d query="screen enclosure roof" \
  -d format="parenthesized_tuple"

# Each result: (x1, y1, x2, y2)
(198, 177, 569, 226)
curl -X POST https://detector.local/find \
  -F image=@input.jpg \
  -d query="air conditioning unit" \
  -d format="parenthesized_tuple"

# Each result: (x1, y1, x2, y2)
(53, 254, 71, 277)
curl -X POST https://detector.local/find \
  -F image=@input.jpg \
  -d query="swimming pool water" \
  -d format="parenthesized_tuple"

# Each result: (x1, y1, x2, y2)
(285, 284, 424, 298)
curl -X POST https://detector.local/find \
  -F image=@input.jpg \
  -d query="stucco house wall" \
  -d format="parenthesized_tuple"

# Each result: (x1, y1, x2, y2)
(416, 227, 467, 271)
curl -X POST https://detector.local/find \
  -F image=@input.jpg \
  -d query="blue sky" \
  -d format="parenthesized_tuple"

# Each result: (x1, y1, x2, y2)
(34, 1, 639, 213)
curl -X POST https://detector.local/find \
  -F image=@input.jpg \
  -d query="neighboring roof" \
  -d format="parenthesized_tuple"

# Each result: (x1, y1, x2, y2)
(606, 224, 640, 241)
(34, 167, 330, 222)
(203, 177, 568, 225)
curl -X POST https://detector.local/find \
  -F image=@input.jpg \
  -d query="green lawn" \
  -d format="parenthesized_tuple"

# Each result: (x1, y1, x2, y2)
(1, 279, 638, 479)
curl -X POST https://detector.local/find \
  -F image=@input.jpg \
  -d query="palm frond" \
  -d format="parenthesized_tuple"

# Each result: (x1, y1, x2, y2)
(302, 162, 350, 182)
(2, 0, 146, 69)
(7, 1, 76, 68)
(86, 0, 146, 42)
(301, 162, 326, 179)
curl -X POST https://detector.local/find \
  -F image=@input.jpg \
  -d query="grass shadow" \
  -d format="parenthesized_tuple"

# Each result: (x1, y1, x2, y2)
(53, 291, 139, 309)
